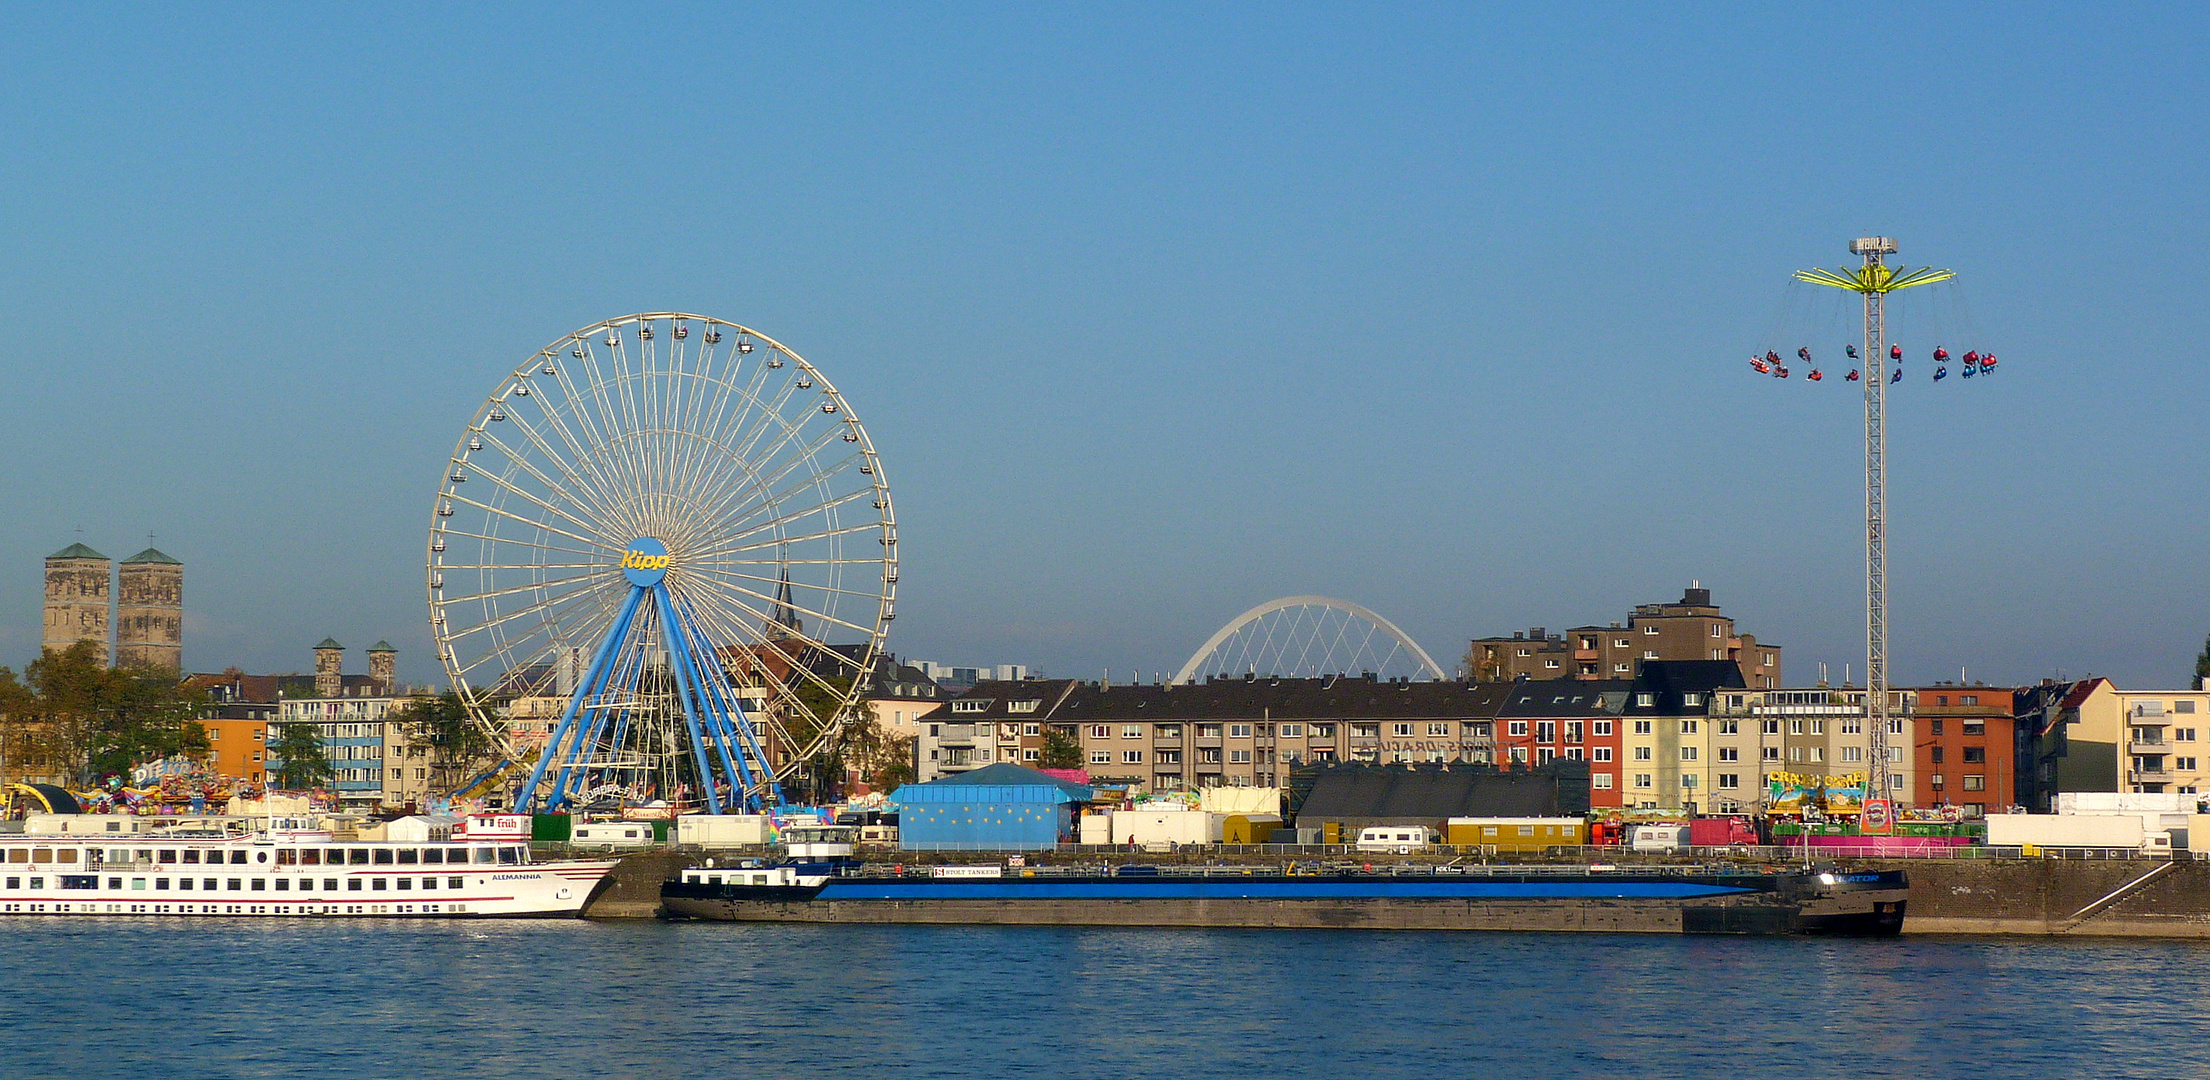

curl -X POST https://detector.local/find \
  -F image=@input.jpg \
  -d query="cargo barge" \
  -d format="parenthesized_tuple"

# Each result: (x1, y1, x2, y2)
(662, 864, 1907, 935)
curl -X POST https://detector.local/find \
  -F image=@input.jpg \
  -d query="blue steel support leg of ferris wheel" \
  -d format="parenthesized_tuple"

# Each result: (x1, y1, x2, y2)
(651, 584, 727, 815)
(516, 584, 645, 812)
(665, 594, 759, 813)
(549, 591, 651, 811)
(557, 627, 647, 811)
(673, 591, 777, 810)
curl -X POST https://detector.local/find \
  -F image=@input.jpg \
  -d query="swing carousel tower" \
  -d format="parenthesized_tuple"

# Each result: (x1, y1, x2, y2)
(1793, 238, 1954, 805)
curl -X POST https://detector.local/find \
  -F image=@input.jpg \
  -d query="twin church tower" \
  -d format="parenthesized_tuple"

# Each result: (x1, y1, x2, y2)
(42, 542, 183, 671)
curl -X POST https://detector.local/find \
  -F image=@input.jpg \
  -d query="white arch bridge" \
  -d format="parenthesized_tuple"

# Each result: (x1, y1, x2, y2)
(1172, 596, 1449, 685)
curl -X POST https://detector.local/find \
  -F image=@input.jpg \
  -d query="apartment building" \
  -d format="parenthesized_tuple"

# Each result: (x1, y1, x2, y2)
(916, 677, 1517, 793)
(1494, 681, 1629, 808)
(1467, 586, 1782, 688)
(1913, 685, 2016, 816)
(2016, 678, 2210, 811)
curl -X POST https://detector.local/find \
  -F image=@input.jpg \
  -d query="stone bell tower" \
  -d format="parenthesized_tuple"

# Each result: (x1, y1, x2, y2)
(42, 543, 111, 664)
(367, 640, 397, 695)
(116, 548, 184, 672)
(314, 638, 345, 697)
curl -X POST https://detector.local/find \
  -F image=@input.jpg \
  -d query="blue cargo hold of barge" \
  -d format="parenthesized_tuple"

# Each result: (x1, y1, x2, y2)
(890, 763, 1094, 850)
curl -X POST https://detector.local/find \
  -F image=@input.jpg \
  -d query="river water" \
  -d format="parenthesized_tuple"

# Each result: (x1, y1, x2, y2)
(3, 920, 2203, 1079)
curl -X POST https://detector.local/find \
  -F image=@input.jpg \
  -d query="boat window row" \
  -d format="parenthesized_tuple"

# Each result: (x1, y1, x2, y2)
(9, 874, 473, 893)
(6, 845, 525, 866)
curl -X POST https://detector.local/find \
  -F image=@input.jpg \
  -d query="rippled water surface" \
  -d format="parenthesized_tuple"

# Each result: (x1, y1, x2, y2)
(4, 920, 2206, 1079)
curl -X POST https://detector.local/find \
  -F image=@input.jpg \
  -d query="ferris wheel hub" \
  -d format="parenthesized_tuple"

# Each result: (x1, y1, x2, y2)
(619, 537, 672, 586)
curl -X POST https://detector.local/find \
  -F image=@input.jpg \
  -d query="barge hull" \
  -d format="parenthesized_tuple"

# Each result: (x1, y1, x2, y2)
(664, 884, 1907, 935)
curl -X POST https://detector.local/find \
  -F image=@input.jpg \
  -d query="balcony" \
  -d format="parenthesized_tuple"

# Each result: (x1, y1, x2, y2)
(2130, 768, 2175, 784)
(2130, 734, 2168, 750)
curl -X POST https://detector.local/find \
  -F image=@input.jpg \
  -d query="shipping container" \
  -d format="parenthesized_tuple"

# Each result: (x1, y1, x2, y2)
(1111, 810, 1223, 846)
(1687, 817, 1758, 847)
(1446, 817, 1586, 851)
(1223, 814, 1284, 844)
(676, 814, 771, 847)
(1985, 814, 2148, 851)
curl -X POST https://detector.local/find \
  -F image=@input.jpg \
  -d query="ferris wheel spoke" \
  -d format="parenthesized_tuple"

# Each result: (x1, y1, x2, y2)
(462, 455, 624, 543)
(478, 415, 636, 540)
(444, 491, 617, 552)
(437, 575, 615, 640)
(429, 528, 608, 561)
(687, 437, 864, 544)
(688, 484, 875, 557)
(673, 401, 824, 534)
(515, 372, 645, 537)
(690, 512, 882, 561)
(681, 570, 881, 643)
(688, 566, 887, 603)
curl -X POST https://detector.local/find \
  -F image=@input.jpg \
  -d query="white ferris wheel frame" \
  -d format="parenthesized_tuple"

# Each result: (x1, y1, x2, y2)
(425, 312, 897, 795)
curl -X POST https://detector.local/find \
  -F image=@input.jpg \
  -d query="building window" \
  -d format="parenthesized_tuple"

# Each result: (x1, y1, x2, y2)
(2180, 701, 2200, 714)
(1635, 694, 1655, 708)
(1121, 750, 1143, 764)
(1841, 746, 1863, 762)
(1614, 663, 1632, 673)
(1392, 723, 1414, 737)
(1594, 747, 1613, 762)
(1789, 720, 1804, 735)
(1508, 721, 1528, 737)
(1718, 773, 1739, 789)
(1717, 720, 1738, 735)
(1593, 721, 1612, 737)
(1593, 773, 1614, 790)
(1633, 747, 1652, 761)
(1634, 774, 1653, 789)
(1762, 746, 1780, 761)
(1963, 747, 1986, 763)
(1644, 626, 1659, 635)
(1642, 651, 1659, 661)
(1466, 722, 1490, 738)
(1718, 747, 1738, 762)
(1683, 694, 1703, 708)
(1312, 724, 1335, 738)
(1565, 721, 1583, 743)
(1229, 750, 1251, 764)
(1680, 773, 1698, 789)
(1679, 719, 1698, 734)
(1229, 724, 1252, 738)
(1962, 775, 1986, 791)
(1679, 746, 1698, 761)
(1279, 724, 1303, 738)
(1762, 719, 1780, 735)
(1633, 720, 1652, 735)
(1536, 722, 1555, 743)
(1022, 749, 1040, 762)
(1088, 751, 1111, 764)
(2178, 757, 2198, 771)
(1089, 725, 1110, 739)
(1199, 748, 1222, 764)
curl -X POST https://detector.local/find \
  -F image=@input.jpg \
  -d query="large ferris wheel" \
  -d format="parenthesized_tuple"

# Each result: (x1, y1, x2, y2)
(428, 313, 897, 814)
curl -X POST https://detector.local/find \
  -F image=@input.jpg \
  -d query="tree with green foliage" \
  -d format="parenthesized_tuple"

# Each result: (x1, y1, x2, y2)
(780, 671, 857, 804)
(1040, 726, 1084, 770)
(8, 641, 207, 785)
(390, 692, 501, 796)
(2195, 633, 2210, 690)
(268, 721, 333, 790)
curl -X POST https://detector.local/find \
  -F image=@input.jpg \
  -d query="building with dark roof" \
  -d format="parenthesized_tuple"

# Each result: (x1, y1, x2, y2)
(1290, 760, 1592, 834)
(916, 675, 1517, 793)
(1467, 585, 1783, 688)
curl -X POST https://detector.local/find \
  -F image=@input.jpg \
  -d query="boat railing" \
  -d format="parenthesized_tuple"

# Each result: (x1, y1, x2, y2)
(834, 862, 1782, 881)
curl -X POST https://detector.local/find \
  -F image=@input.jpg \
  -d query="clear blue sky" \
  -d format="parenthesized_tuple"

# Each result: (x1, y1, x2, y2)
(1, 5, 2204, 690)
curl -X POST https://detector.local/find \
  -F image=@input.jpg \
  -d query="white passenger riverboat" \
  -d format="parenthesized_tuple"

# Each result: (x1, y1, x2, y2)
(0, 814, 617, 918)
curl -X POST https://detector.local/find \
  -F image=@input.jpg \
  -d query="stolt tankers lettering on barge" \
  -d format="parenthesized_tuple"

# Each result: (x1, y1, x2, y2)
(664, 864, 1907, 935)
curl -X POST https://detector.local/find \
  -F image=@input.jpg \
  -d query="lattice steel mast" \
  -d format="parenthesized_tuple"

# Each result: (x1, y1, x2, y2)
(1794, 239, 1952, 804)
